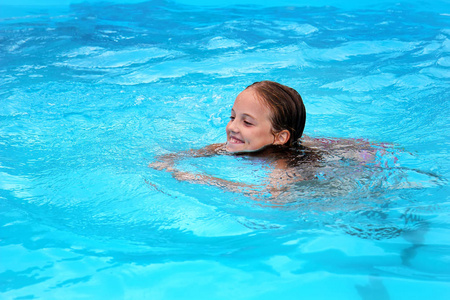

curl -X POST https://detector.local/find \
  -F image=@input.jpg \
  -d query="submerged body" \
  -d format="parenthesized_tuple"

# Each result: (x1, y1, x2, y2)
(150, 81, 386, 195)
(149, 135, 384, 197)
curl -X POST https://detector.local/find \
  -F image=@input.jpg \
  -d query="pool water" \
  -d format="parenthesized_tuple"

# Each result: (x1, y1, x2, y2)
(1, 0, 449, 299)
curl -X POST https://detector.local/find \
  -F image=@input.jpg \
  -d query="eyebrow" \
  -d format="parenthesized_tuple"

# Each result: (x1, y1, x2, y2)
(242, 113, 256, 120)
(231, 109, 256, 120)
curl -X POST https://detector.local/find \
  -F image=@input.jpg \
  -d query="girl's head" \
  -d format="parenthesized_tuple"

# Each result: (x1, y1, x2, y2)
(226, 81, 306, 153)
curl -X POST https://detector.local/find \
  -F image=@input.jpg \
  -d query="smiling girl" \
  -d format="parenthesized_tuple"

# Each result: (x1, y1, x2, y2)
(149, 81, 379, 194)
(225, 81, 305, 153)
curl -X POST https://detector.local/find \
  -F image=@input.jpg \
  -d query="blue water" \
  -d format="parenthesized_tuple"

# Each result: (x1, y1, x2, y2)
(1, 0, 449, 299)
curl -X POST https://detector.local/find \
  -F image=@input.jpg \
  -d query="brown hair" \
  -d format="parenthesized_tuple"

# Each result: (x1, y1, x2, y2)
(246, 81, 306, 147)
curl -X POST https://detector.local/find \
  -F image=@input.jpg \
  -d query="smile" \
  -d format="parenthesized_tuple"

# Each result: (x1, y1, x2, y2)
(229, 136, 244, 144)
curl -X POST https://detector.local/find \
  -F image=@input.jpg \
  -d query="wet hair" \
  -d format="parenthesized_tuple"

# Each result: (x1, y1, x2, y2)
(246, 81, 306, 147)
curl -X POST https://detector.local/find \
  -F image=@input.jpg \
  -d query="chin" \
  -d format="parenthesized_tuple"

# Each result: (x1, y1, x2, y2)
(226, 142, 245, 153)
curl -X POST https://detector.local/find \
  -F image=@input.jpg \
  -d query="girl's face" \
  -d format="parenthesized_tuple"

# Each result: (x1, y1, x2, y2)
(226, 88, 276, 153)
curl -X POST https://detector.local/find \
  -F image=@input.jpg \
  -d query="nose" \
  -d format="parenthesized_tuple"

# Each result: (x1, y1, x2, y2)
(227, 118, 239, 133)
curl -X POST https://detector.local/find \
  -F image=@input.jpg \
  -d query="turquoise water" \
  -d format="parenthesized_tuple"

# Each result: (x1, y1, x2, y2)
(1, 0, 449, 299)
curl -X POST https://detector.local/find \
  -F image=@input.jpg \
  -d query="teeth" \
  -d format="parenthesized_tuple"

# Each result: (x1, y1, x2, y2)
(230, 137, 243, 143)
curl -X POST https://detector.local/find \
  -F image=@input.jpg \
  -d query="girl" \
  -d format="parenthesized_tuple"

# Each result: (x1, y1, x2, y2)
(224, 80, 306, 153)
(149, 81, 377, 194)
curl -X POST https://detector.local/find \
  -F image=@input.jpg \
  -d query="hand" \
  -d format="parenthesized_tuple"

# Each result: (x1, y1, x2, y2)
(172, 171, 201, 181)
(148, 161, 174, 172)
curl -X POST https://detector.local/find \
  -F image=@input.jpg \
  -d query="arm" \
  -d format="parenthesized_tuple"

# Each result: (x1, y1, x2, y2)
(149, 143, 265, 193)
(300, 135, 392, 164)
(149, 144, 314, 198)
(148, 143, 224, 172)
(170, 169, 263, 194)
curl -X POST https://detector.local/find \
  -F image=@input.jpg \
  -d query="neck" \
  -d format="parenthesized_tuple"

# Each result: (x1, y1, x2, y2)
(230, 144, 288, 157)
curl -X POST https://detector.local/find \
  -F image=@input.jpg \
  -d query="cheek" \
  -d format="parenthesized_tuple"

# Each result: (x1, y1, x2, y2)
(256, 126, 275, 142)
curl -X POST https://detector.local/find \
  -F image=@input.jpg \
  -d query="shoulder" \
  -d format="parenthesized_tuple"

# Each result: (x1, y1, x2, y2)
(300, 135, 393, 163)
(206, 143, 226, 152)
(190, 143, 226, 157)
(300, 135, 375, 150)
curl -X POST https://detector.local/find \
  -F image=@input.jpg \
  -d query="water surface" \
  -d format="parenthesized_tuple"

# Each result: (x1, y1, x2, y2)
(0, 0, 449, 299)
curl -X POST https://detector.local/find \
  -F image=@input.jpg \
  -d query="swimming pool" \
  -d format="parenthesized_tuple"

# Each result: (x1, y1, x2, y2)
(1, 0, 449, 299)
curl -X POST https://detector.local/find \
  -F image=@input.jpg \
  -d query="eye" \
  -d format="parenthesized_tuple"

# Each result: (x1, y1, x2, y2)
(229, 116, 235, 121)
(244, 120, 253, 126)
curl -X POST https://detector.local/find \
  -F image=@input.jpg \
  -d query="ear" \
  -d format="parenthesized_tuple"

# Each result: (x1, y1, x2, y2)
(273, 130, 290, 146)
